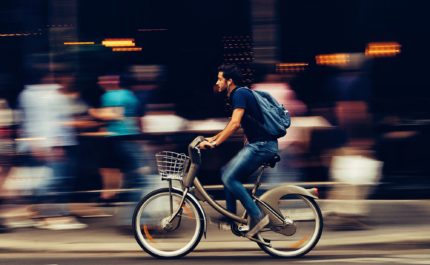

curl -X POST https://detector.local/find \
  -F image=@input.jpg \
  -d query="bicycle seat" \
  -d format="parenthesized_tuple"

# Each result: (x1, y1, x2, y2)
(262, 154, 280, 168)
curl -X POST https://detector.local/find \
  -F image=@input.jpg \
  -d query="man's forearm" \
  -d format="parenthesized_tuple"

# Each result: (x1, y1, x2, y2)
(213, 121, 240, 146)
(211, 132, 222, 141)
(89, 108, 123, 121)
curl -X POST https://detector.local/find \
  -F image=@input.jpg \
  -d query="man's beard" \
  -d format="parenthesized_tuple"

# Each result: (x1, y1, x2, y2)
(213, 84, 225, 93)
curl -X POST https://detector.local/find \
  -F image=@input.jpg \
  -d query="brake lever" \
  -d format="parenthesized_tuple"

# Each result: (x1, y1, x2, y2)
(194, 146, 201, 155)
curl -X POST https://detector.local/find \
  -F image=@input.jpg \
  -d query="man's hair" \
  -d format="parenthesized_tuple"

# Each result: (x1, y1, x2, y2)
(218, 64, 243, 85)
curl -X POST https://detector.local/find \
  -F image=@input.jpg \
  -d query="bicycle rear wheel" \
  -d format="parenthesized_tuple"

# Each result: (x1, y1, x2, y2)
(133, 188, 204, 258)
(257, 194, 323, 258)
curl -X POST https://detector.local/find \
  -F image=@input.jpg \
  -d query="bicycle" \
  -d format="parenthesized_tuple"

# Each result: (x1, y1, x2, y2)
(133, 136, 323, 258)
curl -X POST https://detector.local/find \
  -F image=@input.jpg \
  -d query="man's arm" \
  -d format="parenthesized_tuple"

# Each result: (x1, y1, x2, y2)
(89, 107, 124, 121)
(201, 108, 244, 149)
(206, 131, 222, 143)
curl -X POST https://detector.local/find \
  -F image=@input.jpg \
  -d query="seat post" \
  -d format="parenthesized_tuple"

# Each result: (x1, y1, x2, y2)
(251, 166, 266, 196)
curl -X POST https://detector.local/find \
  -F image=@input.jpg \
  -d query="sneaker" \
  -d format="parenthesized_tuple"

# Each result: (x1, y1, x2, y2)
(246, 215, 269, 238)
(34, 216, 87, 230)
(4, 218, 36, 229)
(70, 204, 112, 218)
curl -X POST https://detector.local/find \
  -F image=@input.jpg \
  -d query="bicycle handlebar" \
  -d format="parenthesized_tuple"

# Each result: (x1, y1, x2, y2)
(187, 136, 205, 165)
(182, 136, 205, 187)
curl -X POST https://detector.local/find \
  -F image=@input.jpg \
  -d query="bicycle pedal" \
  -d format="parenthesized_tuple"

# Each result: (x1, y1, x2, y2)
(237, 225, 249, 232)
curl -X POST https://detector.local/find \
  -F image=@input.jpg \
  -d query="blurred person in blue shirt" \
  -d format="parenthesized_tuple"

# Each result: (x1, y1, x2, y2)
(100, 87, 140, 135)
(89, 74, 147, 229)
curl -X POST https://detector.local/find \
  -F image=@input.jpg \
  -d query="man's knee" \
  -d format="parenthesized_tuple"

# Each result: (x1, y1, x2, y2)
(221, 172, 231, 186)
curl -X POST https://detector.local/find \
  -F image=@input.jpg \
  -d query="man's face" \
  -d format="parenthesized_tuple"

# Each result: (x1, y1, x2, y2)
(214, 71, 229, 93)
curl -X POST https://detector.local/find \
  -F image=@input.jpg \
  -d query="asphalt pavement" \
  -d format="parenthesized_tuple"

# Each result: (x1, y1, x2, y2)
(0, 199, 429, 254)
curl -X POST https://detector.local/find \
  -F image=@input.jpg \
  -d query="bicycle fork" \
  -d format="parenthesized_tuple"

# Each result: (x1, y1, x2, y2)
(167, 187, 189, 224)
(160, 182, 189, 231)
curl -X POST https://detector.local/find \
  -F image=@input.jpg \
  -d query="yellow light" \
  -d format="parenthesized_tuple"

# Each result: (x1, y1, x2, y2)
(315, 53, 350, 65)
(102, 38, 135, 47)
(112, 47, 142, 52)
(365, 42, 401, 57)
(276, 62, 309, 73)
(64, 41, 95, 45)
(277, 63, 309, 67)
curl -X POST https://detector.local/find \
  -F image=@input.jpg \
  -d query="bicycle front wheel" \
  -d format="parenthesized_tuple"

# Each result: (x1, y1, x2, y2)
(133, 188, 205, 258)
(257, 194, 323, 258)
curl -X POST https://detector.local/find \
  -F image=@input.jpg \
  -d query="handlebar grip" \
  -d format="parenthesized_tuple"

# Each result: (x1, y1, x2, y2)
(188, 136, 206, 150)
(183, 136, 205, 187)
(188, 136, 205, 164)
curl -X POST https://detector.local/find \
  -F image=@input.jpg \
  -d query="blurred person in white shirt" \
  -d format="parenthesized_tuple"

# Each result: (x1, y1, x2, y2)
(252, 70, 308, 184)
(18, 72, 86, 230)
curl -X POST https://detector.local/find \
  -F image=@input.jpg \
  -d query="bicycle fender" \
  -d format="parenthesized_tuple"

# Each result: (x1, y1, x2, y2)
(259, 185, 318, 207)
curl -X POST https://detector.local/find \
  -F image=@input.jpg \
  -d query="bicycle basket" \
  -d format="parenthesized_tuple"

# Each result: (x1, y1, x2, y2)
(155, 151, 190, 181)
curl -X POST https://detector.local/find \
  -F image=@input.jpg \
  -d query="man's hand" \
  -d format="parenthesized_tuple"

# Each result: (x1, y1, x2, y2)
(198, 140, 215, 150)
(205, 136, 215, 143)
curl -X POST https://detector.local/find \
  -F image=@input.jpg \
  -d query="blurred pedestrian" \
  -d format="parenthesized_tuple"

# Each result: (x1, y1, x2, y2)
(252, 69, 308, 185)
(0, 98, 13, 232)
(89, 73, 147, 229)
(323, 61, 382, 229)
(18, 72, 86, 230)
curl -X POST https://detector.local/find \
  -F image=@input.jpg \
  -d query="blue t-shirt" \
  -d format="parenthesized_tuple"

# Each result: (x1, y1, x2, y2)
(230, 87, 273, 142)
(101, 89, 140, 136)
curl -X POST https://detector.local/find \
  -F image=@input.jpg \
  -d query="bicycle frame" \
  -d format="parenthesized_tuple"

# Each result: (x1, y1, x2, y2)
(193, 174, 250, 224)
(192, 168, 318, 226)
(165, 136, 319, 229)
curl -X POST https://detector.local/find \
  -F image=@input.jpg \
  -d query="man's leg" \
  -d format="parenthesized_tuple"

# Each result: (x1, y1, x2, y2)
(115, 140, 147, 228)
(32, 156, 65, 218)
(221, 142, 278, 236)
(224, 188, 237, 216)
(221, 145, 266, 221)
(33, 147, 86, 230)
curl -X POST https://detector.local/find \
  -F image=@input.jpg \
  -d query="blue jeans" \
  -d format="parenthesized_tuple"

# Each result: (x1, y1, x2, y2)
(114, 140, 147, 202)
(112, 139, 148, 226)
(31, 146, 77, 217)
(221, 140, 278, 221)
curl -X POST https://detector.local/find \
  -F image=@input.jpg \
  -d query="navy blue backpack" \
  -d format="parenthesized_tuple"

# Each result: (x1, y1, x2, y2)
(242, 87, 291, 138)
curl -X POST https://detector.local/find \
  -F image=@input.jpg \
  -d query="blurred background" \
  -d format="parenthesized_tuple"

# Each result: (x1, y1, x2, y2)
(0, 0, 429, 235)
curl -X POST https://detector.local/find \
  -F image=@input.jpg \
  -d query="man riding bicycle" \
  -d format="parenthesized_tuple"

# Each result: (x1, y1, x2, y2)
(198, 64, 279, 238)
